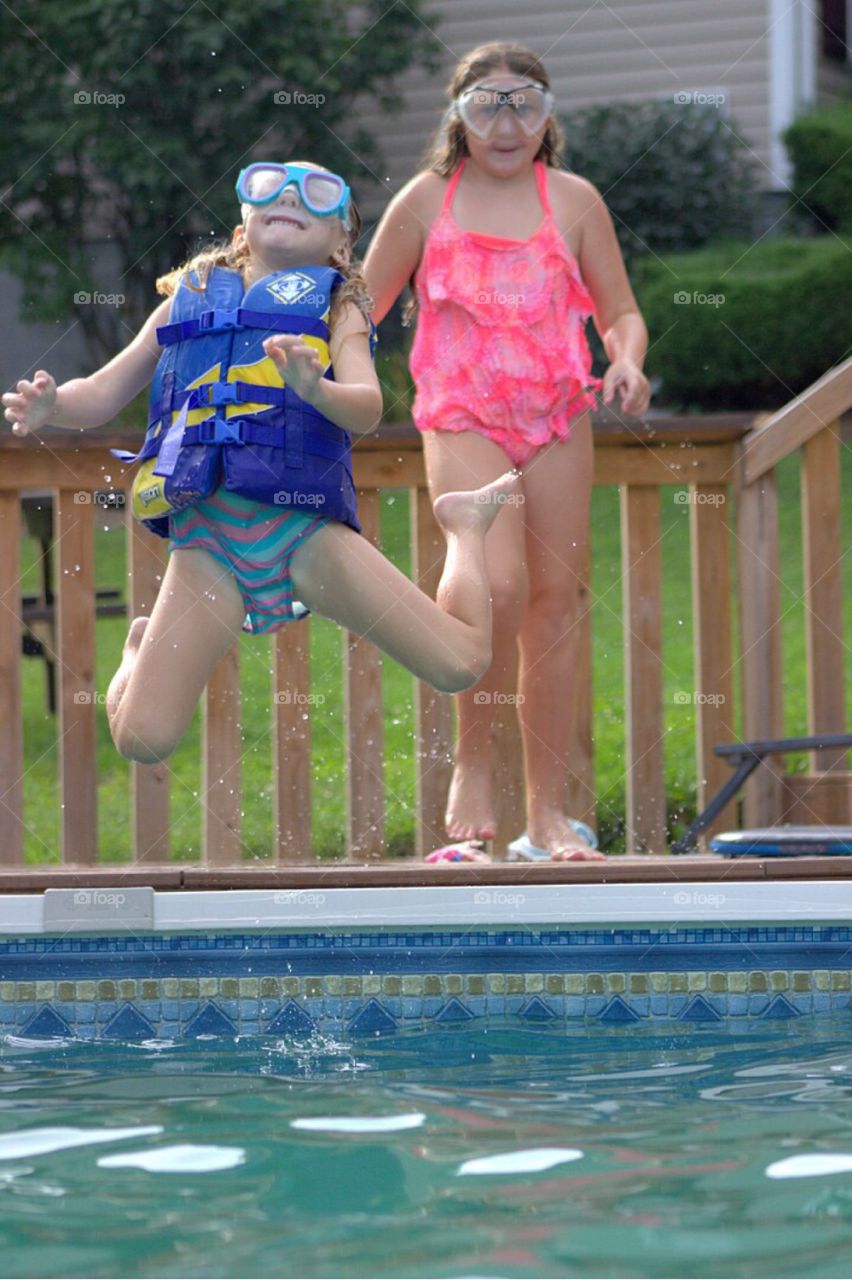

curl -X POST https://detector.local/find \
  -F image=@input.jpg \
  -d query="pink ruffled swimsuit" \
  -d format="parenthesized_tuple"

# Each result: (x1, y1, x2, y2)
(410, 159, 601, 468)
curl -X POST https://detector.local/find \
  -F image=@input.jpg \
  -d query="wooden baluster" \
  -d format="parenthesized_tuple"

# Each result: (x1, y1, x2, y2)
(410, 486, 453, 856)
(0, 491, 24, 863)
(736, 470, 784, 825)
(492, 647, 525, 856)
(273, 618, 313, 862)
(345, 490, 385, 860)
(690, 483, 735, 843)
(128, 517, 170, 863)
(202, 642, 242, 865)
(564, 537, 597, 832)
(802, 421, 848, 788)
(56, 488, 98, 864)
(620, 484, 666, 853)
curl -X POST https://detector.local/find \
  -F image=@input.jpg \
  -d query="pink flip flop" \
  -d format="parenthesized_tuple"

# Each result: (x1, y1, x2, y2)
(424, 840, 491, 863)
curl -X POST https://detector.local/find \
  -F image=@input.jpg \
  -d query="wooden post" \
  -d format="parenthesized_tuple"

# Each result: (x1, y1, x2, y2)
(564, 537, 597, 830)
(273, 619, 314, 862)
(410, 487, 453, 857)
(345, 490, 385, 860)
(736, 471, 784, 825)
(801, 421, 848, 802)
(620, 485, 666, 853)
(202, 643, 243, 865)
(128, 517, 170, 862)
(0, 492, 24, 863)
(56, 488, 98, 864)
(492, 644, 525, 857)
(690, 484, 735, 842)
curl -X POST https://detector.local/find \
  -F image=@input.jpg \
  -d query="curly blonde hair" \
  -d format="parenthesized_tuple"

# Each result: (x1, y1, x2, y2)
(155, 197, 372, 327)
(424, 42, 565, 175)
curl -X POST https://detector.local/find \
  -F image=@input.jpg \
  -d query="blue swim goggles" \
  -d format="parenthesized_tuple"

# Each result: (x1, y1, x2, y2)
(235, 162, 351, 223)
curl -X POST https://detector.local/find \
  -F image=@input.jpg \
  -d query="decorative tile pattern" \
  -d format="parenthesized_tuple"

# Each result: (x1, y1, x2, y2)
(679, 995, 722, 1022)
(0, 928, 851, 1037)
(348, 998, 397, 1036)
(599, 996, 639, 1024)
(435, 997, 474, 1024)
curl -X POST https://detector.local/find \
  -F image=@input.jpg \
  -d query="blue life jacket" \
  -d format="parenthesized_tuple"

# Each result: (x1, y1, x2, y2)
(112, 265, 366, 538)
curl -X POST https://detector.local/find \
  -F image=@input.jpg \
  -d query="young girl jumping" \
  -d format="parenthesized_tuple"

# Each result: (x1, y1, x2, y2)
(3, 160, 518, 766)
(365, 43, 651, 861)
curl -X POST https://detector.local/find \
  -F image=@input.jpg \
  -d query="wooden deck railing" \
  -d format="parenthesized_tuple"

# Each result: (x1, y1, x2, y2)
(1, 357, 850, 867)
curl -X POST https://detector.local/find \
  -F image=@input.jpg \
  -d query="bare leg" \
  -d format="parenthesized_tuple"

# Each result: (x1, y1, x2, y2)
(517, 418, 605, 861)
(289, 471, 520, 692)
(106, 616, 151, 726)
(421, 432, 528, 840)
(106, 548, 246, 763)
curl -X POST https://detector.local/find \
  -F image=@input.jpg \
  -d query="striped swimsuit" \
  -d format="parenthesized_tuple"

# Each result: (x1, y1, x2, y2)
(169, 486, 325, 635)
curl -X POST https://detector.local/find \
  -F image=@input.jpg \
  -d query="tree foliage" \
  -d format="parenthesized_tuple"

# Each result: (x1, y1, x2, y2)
(0, 0, 438, 362)
(562, 98, 759, 269)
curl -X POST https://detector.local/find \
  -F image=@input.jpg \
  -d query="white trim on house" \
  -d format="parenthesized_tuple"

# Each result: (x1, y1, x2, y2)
(769, 0, 818, 188)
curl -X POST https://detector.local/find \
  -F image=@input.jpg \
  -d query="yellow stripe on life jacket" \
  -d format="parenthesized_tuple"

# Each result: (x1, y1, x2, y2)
(224, 339, 332, 418)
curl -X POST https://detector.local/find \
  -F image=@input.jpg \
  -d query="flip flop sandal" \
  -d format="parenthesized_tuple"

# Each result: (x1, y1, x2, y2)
(424, 840, 488, 863)
(507, 820, 598, 862)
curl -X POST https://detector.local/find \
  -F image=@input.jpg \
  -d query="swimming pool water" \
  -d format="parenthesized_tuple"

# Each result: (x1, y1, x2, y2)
(2, 1021, 852, 1278)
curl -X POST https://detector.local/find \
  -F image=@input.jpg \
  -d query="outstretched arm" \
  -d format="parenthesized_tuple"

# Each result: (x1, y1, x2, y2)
(569, 177, 651, 416)
(2, 297, 171, 434)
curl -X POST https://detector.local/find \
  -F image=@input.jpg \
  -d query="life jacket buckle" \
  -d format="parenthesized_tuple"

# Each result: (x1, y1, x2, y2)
(207, 383, 240, 406)
(198, 308, 244, 333)
(195, 417, 244, 445)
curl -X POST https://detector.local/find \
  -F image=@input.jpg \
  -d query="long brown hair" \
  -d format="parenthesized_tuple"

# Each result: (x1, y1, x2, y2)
(155, 199, 372, 326)
(400, 44, 564, 325)
(424, 42, 565, 175)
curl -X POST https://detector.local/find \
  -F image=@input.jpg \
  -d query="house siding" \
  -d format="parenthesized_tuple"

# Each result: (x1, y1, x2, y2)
(354, 0, 777, 218)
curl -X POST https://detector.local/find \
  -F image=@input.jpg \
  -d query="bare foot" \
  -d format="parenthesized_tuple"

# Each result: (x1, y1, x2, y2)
(527, 810, 607, 862)
(445, 757, 497, 841)
(433, 470, 521, 537)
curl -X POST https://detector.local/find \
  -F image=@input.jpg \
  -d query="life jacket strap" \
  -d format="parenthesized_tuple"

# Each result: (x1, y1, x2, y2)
(184, 414, 350, 463)
(156, 309, 329, 346)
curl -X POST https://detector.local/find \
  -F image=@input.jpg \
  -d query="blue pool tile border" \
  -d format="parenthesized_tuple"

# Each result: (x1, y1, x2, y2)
(2, 926, 852, 983)
(0, 925, 851, 1037)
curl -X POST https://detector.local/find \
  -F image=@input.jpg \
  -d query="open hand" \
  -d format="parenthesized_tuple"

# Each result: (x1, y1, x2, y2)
(2, 370, 58, 435)
(602, 359, 651, 416)
(263, 335, 324, 404)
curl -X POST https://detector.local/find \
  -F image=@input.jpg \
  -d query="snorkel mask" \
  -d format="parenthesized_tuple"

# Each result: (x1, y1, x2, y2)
(455, 80, 554, 140)
(235, 162, 352, 226)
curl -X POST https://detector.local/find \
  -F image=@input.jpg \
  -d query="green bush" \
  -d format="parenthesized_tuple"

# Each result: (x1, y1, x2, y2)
(632, 235, 852, 410)
(784, 103, 852, 232)
(560, 99, 759, 269)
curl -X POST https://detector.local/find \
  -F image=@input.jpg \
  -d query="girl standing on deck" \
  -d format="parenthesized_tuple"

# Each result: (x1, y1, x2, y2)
(3, 160, 519, 766)
(365, 43, 651, 861)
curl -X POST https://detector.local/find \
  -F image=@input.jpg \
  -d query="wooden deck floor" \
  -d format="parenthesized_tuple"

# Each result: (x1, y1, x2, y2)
(1, 855, 852, 892)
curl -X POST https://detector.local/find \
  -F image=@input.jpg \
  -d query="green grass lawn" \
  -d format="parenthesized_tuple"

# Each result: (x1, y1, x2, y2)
(19, 450, 852, 862)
